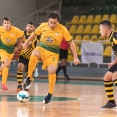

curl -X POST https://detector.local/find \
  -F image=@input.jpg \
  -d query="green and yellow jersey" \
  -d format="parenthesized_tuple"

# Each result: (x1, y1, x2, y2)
(20, 31, 38, 59)
(0, 26, 24, 54)
(34, 22, 72, 54)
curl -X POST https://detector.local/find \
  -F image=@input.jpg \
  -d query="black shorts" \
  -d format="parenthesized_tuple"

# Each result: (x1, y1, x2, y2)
(59, 49, 68, 60)
(18, 55, 29, 66)
(108, 63, 117, 73)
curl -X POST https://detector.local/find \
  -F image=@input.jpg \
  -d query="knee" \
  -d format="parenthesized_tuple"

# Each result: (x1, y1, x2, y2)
(48, 66, 56, 74)
(18, 63, 24, 71)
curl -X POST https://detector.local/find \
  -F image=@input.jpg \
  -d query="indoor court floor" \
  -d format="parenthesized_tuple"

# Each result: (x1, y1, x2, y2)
(0, 77, 117, 117)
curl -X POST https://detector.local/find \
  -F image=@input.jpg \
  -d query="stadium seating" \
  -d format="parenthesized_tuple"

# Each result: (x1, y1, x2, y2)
(66, 15, 79, 24)
(93, 15, 101, 24)
(83, 25, 92, 34)
(85, 15, 94, 24)
(103, 46, 112, 57)
(75, 25, 84, 34)
(69, 25, 77, 34)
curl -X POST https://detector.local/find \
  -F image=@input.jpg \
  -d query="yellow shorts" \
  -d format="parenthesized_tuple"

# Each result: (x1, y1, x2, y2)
(0, 49, 14, 62)
(35, 47, 59, 70)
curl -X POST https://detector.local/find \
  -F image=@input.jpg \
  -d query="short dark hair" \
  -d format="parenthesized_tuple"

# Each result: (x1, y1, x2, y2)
(28, 21, 35, 26)
(3, 17, 11, 22)
(100, 20, 112, 28)
(48, 11, 60, 21)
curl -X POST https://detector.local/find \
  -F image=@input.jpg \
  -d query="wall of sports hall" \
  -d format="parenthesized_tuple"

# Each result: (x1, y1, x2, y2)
(0, 0, 114, 80)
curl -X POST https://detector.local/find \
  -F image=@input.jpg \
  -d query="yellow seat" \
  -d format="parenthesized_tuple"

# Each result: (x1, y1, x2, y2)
(71, 35, 74, 40)
(98, 36, 106, 44)
(112, 24, 116, 30)
(90, 35, 98, 42)
(93, 15, 101, 24)
(75, 25, 84, 34)
(101, 14, 109, 21)
(85, 15, 94, 24)
(67, 45, 79, 61)
(78, 15, 86, 24)
(109, 14, 117, 24)
(103, 46, 112, 57)
(66, 15, 79, 24)
(74, 35, 82, 45)
(69, 25, 77, 34)
(82, 35, 90, 42)
(83, 25, 92, 34)
(78, 48, 81, 56)
(91, 25, 99, 34)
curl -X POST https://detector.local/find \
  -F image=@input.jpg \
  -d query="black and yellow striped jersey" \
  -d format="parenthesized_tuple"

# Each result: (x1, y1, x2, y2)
(20, 31, 39, 59)
(109, 31, 117, 57)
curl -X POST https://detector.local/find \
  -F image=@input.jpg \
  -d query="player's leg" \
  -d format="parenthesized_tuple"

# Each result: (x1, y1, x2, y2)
(0, 63, 5, 75)
(43, 65, 57, 104)
(61, 58, 70, 80)
(102, 67, 116, 108)
(43, 52, 59, 104)
(1, 58, 11, 90)
(23, 49, 41, 90)
(17, 56, 29, 91)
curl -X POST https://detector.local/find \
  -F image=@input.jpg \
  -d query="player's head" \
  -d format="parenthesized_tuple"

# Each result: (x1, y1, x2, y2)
(48, 11, 60, 29)
(99, 20, 113, 38)
(25, 21, 35, 33)
(2, 17, 11, 31)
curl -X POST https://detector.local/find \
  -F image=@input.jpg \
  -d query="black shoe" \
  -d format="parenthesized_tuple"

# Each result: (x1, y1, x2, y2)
(23, 77, 34, 90)
(65, 75, 70, 80)
(101, 101, 116, 108)
(17, 85, 23, 92)
(43, 93, 52, 104)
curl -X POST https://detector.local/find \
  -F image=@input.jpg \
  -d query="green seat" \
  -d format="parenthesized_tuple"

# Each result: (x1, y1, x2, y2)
(104, 0, 112, 5)
(88, 6, 96, 15)
(96, 6, 103, 14)
(103, 5, 111, 14)
(110, 5, 117, 14)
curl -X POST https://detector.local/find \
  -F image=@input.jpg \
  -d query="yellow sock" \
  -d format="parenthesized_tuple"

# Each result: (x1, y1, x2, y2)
(2, 67, 9, 84)
(48, 74, 56, 94)
(28, 55, 38, 78)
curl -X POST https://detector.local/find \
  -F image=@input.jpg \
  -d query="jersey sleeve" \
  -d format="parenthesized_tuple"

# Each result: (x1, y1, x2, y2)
(63, 27, 72, 42)
(34, 23, 43, 35)
(16, 27, 24, 38)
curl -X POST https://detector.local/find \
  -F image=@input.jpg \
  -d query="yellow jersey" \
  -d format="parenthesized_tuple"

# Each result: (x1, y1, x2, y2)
(35, 22, 72, 54)
(0, 26, 24, 54)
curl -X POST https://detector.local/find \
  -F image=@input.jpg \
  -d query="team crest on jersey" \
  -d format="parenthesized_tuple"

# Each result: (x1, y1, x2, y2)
(55, 32, 60, 36)
(46, 38, 53, 42)
(6, 38, 11, 42)
(11, 33, 14, 36)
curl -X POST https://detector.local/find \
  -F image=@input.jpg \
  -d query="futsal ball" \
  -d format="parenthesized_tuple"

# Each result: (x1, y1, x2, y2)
(17, 90, 30, 103)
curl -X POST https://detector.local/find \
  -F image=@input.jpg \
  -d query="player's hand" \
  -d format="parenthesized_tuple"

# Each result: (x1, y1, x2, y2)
(23, 42, 28, 52)
(14, 47, 18, 53)
(74, 57, 80, 65)
(108, 61, 115, 69)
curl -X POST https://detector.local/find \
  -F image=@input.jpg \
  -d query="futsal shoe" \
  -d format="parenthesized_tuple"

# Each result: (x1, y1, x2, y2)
(1, 84, 8, 90)
(16, 85, 23, 92)
(43, 93, 52, 104)
(101, 101, 116, 108)
(23, 77, 34, 90)
(65, 75, 70, 80)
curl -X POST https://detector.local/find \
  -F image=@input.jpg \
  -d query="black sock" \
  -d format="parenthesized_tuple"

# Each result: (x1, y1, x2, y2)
(56, 66, 62, 75)
(63, 66, 67, 77)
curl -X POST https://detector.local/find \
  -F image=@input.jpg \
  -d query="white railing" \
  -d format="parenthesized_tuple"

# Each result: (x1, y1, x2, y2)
(13, 0, 60, 30)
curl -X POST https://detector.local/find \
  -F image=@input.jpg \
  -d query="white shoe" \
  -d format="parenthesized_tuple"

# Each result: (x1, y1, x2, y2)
(34, 68, 39, 77)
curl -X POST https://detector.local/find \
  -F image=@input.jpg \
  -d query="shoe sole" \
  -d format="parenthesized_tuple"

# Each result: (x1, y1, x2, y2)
(1, 87, 8, 90)
(25, 83, 32, 89)
(16, 88, 22, 92)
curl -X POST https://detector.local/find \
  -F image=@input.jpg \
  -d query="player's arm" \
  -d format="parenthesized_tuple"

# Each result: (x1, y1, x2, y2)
(68, 40, 80, 65)
(14, 35, 25, 52)
(23, 32, 37, 50)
